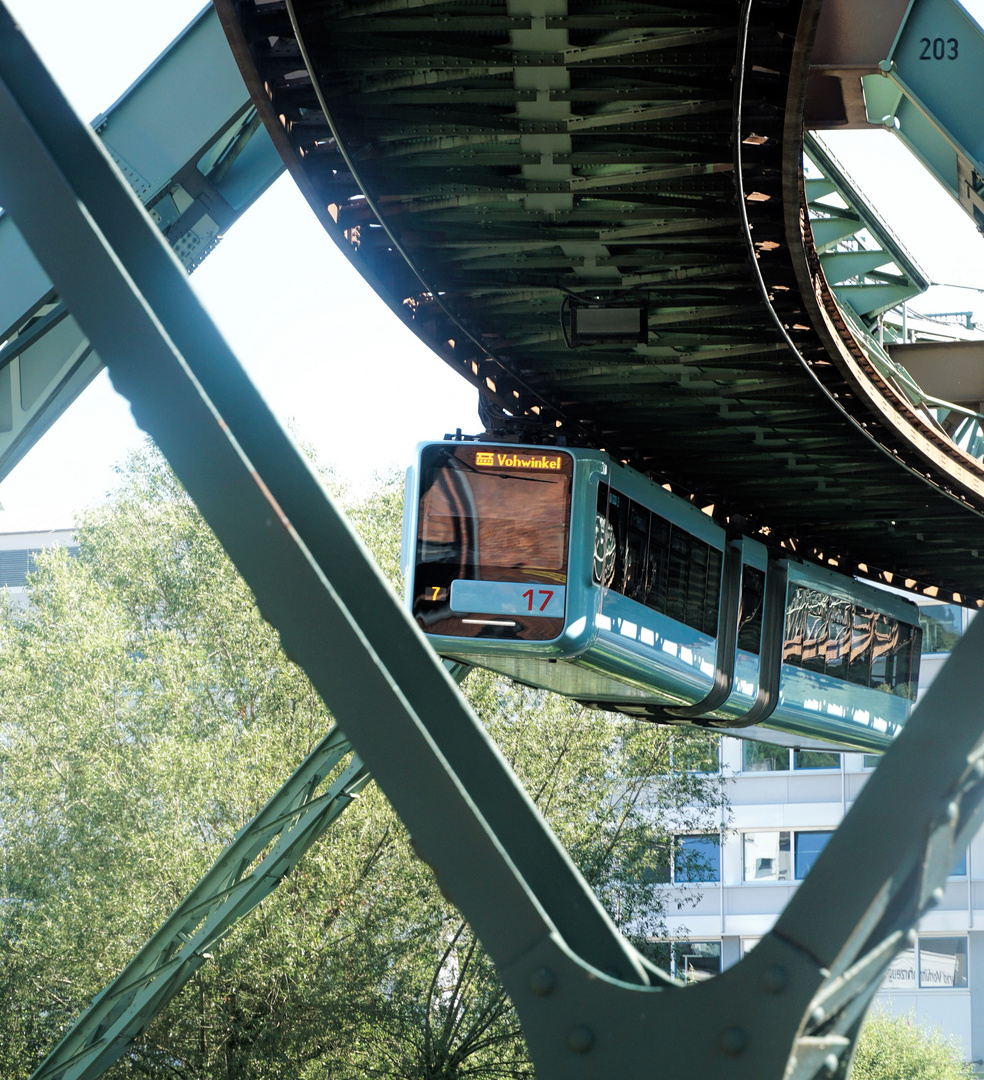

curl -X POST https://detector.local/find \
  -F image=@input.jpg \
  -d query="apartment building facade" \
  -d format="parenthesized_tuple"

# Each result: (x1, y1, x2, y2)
(660, 599, 981, 1058)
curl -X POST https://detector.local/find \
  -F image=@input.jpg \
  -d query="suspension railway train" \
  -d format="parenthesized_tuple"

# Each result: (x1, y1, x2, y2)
(402, 441, 923, 752)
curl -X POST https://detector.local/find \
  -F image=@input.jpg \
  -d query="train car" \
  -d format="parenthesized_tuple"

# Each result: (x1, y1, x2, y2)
(402, 440, 922, 752)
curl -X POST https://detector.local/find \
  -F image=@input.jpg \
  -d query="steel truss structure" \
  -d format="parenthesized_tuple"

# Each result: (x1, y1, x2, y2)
(3, 6, 984, 1080)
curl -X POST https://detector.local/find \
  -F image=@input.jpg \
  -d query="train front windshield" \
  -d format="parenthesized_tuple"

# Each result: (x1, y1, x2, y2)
(412, 444, 573, 640)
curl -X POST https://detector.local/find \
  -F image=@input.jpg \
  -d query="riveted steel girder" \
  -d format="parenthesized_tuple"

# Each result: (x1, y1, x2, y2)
(215, 0, 984, 604)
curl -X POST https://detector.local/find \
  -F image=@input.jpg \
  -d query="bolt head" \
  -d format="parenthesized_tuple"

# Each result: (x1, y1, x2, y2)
(568, 1025, 595, 1054)
(719, 1027, 747, 1056)
(530, 967, 557, 997)
(761, 964, 788, 993)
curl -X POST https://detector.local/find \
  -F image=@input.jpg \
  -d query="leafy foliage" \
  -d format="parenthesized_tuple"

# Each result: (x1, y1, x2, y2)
(0, 443, 726, 1079)
(853, 1009, 973, 1080)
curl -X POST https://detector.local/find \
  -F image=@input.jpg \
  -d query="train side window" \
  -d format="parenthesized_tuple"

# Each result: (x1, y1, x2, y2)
(892, 624, 918, 700)
(870, 615, 896, 690)
(848, 606, 874, 686)
(802, 589, 828, 674)
(665, 528, 690, 625)
(645, 515, 670, 613)
(737, 566, 765, 655)
(825, 599, 850, 679)
(593, 485, 623, 588)
(783, 585, 808, 666)
(685, 541, 710, 632)
(701, 546, 722, 638)
(624, 501, 650, 602)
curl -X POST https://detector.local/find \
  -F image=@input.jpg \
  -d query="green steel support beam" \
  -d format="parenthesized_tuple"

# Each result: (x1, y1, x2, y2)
(0, 3, 282, 482)
(860, 0, 984, 232)
(32, 728, 369, 1080)
(3, 8, 984, 1080)
(804, 134, 929, 324)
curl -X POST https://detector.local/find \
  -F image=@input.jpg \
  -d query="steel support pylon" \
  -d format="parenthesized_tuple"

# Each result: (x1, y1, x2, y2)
(1, 7, 983, 1080)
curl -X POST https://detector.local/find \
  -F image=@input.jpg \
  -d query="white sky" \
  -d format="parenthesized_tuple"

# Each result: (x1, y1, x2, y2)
(1, 0, 984, 529)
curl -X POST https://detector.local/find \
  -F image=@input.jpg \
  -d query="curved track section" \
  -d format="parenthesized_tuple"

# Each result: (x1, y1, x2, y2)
(216, 0, 984, 603)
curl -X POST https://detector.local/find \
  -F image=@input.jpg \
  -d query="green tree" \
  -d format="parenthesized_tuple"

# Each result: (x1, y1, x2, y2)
(852, 1009, 973, 1080)
(0, 443, 726, 1079)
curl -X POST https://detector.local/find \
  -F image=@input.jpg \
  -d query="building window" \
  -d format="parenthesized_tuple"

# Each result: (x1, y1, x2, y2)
(884, 937, 968, 989)
(918, 603, 962, 655)
(743, 740, 789, 772)
(672, 734, 720, 773)
(645, 940, 722, 981)
(674, 834, 721, 884)
(672, 940, 721, 982)
(742, 830, 833, 882)
(794, 831, 832, 879)
(0, 544, 79, 588)
(949, 848, 968, 877)
(742, 740, 841, 773)
(792, 749, 840, 770)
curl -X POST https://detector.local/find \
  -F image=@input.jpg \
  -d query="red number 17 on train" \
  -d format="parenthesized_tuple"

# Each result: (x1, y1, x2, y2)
(522, 588, 554, 612)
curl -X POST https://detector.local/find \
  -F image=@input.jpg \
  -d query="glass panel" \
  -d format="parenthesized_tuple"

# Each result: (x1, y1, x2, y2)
(802, 590, 828, 674)
(870, 615, 895, 689)
(896, 625, 919, 700)
(676, 834, 720, 883)
(742, 831, 792, 882)
(863, 754, 880, 769)
(793, 750, 840, 770)
(673, 940, 721, 982)
(848, 607, 874, 686)
(665, 528, 690, 625)
(783, 585, 808, 666)
(702, 545, 722, 638)
(883, 947, 917, 990)
(624, 501, 649, 602)
(685, 541, 709, 632)
(593, 484, 623, 588)
(414, 444, 573, 640)
(950, 849, 968, 877)
(674, 734, 720, 773)
(737, 565, 765, 655)
(919, 937, 968, 988)
(742, 740, 789, 772)
(644, 515, 670, 614)
(919, 603, 962, 654)
(794, 831, 833, 879)
(825, 599, 850, 679)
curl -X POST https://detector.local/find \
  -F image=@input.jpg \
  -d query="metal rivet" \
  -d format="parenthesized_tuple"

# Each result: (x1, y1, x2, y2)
(719, 1027, 747, 1056)
(947, 801, 960, 824)
(931, 885, 945, 905)
(530, 967, 557, 997)
(824, 1053, 840, 1076)
(568, 1025, 595, 1054)
(810, 1006, 826, 1028)
(761, 964, 788, 993)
